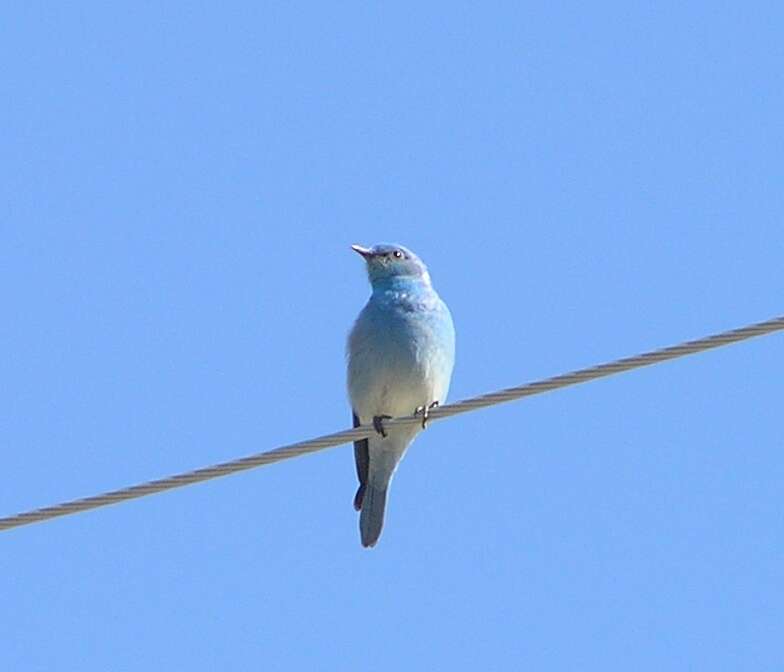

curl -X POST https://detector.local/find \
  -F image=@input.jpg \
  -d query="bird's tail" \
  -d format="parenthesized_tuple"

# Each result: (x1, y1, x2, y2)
(359, 475, 389, 548)
(359, 446, 404, 548)
(358, 432, 416, 548)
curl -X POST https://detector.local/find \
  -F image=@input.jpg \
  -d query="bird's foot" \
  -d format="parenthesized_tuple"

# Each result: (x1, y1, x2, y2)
(414, 401, 440, 429)
(372, 415, 393, 438)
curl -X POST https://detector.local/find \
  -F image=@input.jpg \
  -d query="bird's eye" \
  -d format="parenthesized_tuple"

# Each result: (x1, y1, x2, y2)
(393, 250, 403, 258)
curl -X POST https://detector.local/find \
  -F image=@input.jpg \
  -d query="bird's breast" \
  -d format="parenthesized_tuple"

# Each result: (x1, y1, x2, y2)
(347, 294, 454, 420)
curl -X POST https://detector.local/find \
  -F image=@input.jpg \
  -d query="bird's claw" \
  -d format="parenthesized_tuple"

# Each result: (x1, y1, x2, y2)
(414, 401, 440, 429)
(372, 415, 393, 437)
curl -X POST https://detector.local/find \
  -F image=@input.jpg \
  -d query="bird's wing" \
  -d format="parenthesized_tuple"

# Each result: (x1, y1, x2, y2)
(352, 411, 369, 511)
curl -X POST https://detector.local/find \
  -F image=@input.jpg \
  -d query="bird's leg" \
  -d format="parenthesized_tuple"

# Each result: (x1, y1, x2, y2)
(372, 415, 393, 438)
(414, 401, 440, 429)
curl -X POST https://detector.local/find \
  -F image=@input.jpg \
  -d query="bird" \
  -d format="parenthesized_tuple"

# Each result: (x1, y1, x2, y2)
(347, 243, 455, 547)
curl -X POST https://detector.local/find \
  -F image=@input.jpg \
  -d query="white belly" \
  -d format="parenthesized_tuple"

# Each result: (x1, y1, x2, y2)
(349, 362, 437, 422)
(346, 290, 454, 424)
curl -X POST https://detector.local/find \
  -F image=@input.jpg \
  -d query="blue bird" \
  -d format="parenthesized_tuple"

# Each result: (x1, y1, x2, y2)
(347, 243, 455, 547)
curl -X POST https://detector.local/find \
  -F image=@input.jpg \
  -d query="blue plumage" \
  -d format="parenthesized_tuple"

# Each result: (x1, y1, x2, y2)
(347, 243, 455, 547)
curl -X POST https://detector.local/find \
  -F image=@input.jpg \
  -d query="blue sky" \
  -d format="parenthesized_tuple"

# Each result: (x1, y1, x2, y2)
(2, 3, 782, 670)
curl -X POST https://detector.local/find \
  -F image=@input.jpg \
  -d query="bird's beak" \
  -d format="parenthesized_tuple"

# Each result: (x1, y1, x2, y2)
(351, 244, 373, 259)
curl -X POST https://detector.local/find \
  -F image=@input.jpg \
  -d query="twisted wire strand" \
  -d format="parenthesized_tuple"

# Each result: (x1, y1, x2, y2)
(2, 314, 782, 533)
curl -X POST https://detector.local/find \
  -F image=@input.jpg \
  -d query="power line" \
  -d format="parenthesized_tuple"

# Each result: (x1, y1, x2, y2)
(1, 314, 782, 533)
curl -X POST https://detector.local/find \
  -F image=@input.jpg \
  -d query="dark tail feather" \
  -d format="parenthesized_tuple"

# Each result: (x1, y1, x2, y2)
(353, 483, 365, 511)
(359, 481, 388, 548)
(352, 411, 368, 512)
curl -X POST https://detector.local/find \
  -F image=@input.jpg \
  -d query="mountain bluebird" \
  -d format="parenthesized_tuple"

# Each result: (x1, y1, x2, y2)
(347, 243, 455, 547)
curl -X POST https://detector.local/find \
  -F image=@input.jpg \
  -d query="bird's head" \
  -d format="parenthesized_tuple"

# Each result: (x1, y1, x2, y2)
(351, 243, 431, 287)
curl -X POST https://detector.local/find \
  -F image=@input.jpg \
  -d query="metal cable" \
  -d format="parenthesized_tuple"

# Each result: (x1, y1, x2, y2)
(2, 314, 782, 532)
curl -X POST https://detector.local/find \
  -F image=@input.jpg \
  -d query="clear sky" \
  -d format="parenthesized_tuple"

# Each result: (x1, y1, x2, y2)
(2, 3, 782, 670)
